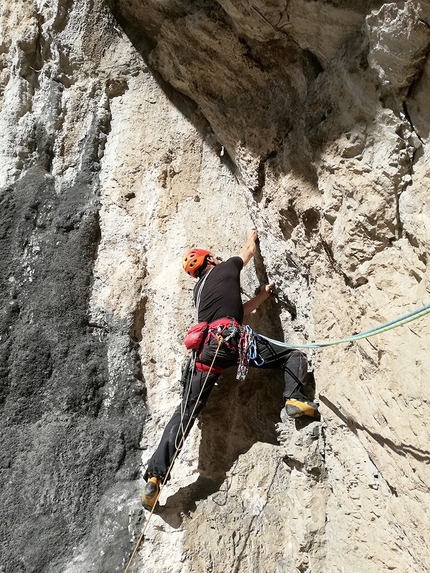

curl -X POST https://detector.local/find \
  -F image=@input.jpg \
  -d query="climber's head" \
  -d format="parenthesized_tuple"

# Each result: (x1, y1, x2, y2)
(182, 248, 213, 278)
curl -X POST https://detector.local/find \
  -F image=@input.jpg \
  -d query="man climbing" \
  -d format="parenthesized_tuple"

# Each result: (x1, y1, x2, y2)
(142, 228, 318, 510)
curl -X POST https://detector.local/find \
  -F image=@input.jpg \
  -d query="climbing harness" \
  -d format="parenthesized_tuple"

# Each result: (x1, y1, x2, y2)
(207, 317, 241, 341)
(123, 335, 224, 573)
(258, 302, 430, 349)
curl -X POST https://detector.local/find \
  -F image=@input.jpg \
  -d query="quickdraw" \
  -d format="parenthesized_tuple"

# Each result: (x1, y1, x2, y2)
(237, 325, 264, 381)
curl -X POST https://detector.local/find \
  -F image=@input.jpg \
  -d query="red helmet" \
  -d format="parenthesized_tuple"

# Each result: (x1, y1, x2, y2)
(182, 248, 211, 278)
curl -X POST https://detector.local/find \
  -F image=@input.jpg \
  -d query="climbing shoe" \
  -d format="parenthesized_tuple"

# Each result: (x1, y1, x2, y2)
(141, 476, 161, 511)
(285, 399, 319, 418)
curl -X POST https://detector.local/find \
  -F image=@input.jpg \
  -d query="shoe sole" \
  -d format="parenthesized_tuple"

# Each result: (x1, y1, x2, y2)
(141, 483, 159, 510)
(285, 400, 318, 418)
(142, 501, 155, 511)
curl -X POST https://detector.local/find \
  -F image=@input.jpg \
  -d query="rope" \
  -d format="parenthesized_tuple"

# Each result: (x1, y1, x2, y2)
(123, 336, 224, 573)
(194, 268, 213, 311)
(123, 301, 430, 571)
(258, 302, 430, 349)
(177, 351, 197, 450)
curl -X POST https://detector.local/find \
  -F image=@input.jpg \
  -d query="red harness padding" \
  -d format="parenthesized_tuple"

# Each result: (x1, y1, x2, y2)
(208, 317, 241, 331)
(184, 322, 209, 350)
(195, 361, 224, 375)
(194, 317, 242, 375)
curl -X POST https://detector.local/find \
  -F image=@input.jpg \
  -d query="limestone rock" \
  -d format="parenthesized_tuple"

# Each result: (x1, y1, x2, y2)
(365, 2, 430, 97)
(1, 1, 430, 573)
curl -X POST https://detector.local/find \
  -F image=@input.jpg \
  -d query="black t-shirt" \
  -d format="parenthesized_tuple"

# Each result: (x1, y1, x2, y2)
(193, 256, 244, 324)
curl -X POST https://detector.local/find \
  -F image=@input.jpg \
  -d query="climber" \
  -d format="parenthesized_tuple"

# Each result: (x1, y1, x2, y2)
(141, 228, 318, 510)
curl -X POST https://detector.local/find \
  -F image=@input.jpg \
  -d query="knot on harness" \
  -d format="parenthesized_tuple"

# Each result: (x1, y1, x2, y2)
(237, 325, 264, 381)
(206, 317, 241, 345)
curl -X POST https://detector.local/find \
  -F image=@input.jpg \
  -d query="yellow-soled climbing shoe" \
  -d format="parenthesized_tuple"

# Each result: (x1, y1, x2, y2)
(285, 399, 318, 418)
(141, 477, 161, 511)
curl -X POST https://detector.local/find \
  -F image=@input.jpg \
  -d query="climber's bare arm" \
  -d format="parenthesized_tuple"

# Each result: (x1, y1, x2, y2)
(240, 228, 258, 266)
(243, 282, 274, 316)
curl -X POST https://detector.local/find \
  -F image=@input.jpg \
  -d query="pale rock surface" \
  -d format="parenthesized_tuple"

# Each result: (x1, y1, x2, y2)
(1, 1, 430, 573)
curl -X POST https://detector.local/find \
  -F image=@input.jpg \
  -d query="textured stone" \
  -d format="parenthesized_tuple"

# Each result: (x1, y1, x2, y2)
(1, 1, 430, 573)
(365, 1, 430, 96)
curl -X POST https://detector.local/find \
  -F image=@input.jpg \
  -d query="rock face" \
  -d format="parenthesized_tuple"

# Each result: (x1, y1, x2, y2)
(1, 1, 430, 572)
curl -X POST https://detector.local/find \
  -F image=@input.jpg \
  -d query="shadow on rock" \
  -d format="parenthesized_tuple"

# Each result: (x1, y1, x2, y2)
(320, 394, 430, 463)
(151, 368, 287, 527)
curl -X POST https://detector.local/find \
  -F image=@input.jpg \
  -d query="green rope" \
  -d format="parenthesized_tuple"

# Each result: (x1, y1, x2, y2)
(258, 303, 430, 349)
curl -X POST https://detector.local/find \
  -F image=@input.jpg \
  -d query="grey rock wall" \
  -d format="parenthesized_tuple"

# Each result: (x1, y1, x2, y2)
(0, 3, 145, 572)
(1, 1, 430, 572)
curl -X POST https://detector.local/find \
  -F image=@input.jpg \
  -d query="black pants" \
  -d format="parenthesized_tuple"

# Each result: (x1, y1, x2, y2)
(144, 331, 310, 481)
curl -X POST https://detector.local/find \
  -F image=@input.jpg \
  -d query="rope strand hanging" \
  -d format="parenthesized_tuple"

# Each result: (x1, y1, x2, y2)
(123, 335, 224, 573)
